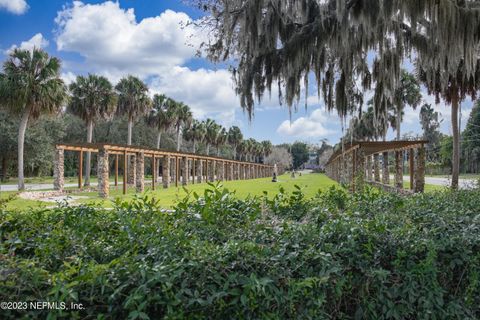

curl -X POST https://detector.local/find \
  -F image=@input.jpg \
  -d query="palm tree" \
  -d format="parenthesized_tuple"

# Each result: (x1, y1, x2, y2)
(214, 127, 228, 156)
(228, 126, 243, 160)
(261, 140, 273, 163)
(237, 140, 248, 161)
(246, 138, 257, 162)
(171, 101, 192, 151)
(183, 119, 206, 153)
(0, 48, 67, 190)
(392, 70, 422, 140)
(68, 74, 116, 186)
(115, 75, 150, 146)
(146, 94, 175, 149)
(204, 118, 220, 155)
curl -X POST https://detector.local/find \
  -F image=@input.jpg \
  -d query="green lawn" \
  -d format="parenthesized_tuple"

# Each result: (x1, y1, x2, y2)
(0, 173, 446, 211)
(75, 173, 338, 208)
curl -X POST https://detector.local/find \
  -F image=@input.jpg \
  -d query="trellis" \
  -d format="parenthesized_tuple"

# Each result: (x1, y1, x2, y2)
(53, 143, 275, 198)
(325, 140, 427, 193)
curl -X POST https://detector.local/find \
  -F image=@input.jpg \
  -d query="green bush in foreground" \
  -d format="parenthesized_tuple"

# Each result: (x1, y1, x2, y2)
(0, 184, 479, 319)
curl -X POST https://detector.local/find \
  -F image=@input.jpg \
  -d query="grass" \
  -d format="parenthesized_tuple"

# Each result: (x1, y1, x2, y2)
(0, 173, 446, 210)
(75, 173, 337, 208)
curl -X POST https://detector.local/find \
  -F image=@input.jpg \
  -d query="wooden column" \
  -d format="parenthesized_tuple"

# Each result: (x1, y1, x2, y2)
(78, 150, 83, 189)
(366, 155, 372, 181)
(209, 160, 216, 182)
(115, 154, 119, 187)
(192, 159, 196, 184)
(409, 148, 415, 190)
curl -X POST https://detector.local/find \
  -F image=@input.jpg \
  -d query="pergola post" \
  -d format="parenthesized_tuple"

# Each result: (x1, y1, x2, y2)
(182, 157, 189, 186)
(354, 148, 365, 191)
(414, 146, 425, 193)
(382, 151, 389, 185)
(123, 151, 127, 194)
(229, 162, 234, 181)
(97, 147, 109, 198)
(151, 155, 156, 190)
(373, 154, 380, 182)
(366, 155, 372, 181)
(409, 148, 415, 190)
(162, 156, 170, 188)
(115, 154, 119, 187)
(78, 150, 83, 189)
(135, 152, 145, 193)
(192, 159, 196, 184)
(53, 147, 64, 191)
(394, 150, 403, 189)
(128, 154, 136, 185)
(197, 160, 203, 183)
(175, 157, 179, 187)
(209, 160, 216, 182)
(237, 163, 241, 180)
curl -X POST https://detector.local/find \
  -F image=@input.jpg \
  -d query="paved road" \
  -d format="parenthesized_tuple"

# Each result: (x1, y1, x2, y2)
(0, 181, 115, 192)
(390, 175, 477, 189)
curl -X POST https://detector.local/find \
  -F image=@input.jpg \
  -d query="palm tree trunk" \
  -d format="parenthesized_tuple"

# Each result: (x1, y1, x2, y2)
(156, 131, 162, 149)
(176, 127, 181, 151)
(451, 96, 460, 189)
(396, 104, 402, 140)
(127, 117, 133, 145)
(233, 145, 237, 160)
(84, 119, 94, 186)
(206, 144, 210, 155)
(17, 105, 31, 191)
(192, 140, 196, 154)
(216, 146, 220, 156)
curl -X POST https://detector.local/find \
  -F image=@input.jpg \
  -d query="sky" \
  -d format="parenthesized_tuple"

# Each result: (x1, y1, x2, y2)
(0, 0, 475, 146)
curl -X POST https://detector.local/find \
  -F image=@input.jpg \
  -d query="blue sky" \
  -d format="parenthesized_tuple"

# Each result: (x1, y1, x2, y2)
(0, 0, 474, 146)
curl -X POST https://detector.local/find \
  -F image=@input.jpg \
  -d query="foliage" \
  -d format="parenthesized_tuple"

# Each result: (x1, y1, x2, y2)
(420, 104, 442, 162)
(1, 184, 479, 319)
(265, 147, 292, 169)
(290, 141, 309, 169)
(462, 100, 480, 173)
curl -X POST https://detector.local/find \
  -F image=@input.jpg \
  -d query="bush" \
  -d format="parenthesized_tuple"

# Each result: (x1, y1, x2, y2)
(0, 185, 479, 319)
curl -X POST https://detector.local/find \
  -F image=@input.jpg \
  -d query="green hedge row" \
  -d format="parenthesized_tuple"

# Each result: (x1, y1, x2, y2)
(0, 185, 479, 319)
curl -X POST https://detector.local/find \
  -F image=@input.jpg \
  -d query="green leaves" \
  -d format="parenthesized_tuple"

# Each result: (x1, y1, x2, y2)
(0, 186, 479, 318)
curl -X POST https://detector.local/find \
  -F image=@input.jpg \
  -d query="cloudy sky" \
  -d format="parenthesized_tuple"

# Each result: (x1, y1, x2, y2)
(0, 0, 474, 145)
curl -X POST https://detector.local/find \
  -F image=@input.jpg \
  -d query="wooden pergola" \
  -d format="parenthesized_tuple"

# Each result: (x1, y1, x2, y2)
(325, 140, 427, 193)
(53, 143, 275, 198)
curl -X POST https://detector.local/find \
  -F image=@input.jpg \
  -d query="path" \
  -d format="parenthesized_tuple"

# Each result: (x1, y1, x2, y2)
(390, 175, 477, 189)
(0, 181, 117, 192)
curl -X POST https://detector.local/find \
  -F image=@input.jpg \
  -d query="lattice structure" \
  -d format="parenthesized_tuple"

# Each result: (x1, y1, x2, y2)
(53, 143, 275, 198)
(325, 140, 427, 193)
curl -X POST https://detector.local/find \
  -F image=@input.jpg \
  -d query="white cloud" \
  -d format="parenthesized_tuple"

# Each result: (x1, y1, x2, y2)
(150, 66, 239, 126)
(55, 1, 203, 78)
(277, 109, 338, 138)
(0, 0, 28, 14)
(5, 33, 48, 54)
(61, 71, 77, 85)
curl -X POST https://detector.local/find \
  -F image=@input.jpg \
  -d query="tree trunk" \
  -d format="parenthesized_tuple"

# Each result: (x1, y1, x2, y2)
(192, 140, 196, 154)
(206, 144, 210, 155)
(156, 131, 162, 149)
(233, 145, 237, 160)
(84, 119, 94, 186)
(127, 117, 133, 145)
(17, 105, 31, 191)
(396, 104, 402, 140)
(176, 127, 181, 151)
(1, 156, 7, 182)
(216, 147, 220, 156)
(451, 96, 460, 189)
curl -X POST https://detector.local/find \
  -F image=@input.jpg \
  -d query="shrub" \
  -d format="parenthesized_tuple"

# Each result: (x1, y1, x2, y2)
(0, 184, 479, 319)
